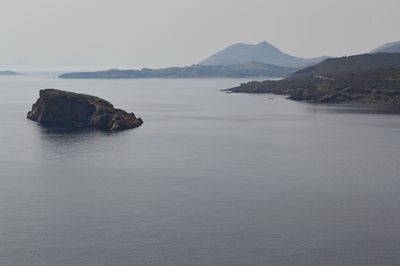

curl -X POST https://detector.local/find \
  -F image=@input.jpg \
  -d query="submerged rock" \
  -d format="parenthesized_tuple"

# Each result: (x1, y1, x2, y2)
(27, 89, 143, 131)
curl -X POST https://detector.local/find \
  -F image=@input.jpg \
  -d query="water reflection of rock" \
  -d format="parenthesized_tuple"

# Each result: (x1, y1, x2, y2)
(35, 124, 113, 156)
(31, 122, 142, 168)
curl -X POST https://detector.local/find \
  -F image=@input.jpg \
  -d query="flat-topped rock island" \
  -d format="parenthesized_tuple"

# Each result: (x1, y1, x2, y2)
(27, 89, 143, 131)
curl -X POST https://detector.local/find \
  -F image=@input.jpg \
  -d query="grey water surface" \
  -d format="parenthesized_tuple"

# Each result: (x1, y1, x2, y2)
(1, 76, 400, 266)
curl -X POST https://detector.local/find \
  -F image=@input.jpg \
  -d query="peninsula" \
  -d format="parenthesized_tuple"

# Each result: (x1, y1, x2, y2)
(0, 71, 18, 75)
(224, 53, 400, 105)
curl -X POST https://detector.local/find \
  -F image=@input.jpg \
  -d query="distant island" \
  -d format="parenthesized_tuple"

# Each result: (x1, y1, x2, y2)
(224, 53, 400, 105)
(27, 89, 143, 131)
(199, 41, 329, 68)
(59, 62, 296, 79)
(59, 41, 333, 79)
(0, 71, 18, 76)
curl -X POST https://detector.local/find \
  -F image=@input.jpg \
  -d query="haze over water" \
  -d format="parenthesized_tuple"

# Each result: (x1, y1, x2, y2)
(1, 76, 400, 265)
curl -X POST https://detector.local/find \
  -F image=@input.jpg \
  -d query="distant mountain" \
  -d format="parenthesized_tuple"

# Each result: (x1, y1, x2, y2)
(0, 71, 18, 75)
(59, 62, 296, 79)
(199, 41, 329, 68)
(371, 41, 400, 54)
(225, 53, 400, 105)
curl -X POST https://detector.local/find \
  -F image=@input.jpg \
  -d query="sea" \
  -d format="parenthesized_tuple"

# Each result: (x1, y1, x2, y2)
(1, 74, 400, 266)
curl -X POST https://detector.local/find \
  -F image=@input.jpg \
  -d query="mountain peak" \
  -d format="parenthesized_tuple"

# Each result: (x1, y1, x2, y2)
(257, 41, 271, 46)
(199, 41, 328, 68)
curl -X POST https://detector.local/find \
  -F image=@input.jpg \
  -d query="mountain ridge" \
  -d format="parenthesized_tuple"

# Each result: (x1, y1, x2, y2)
(59, 61, 296, 79)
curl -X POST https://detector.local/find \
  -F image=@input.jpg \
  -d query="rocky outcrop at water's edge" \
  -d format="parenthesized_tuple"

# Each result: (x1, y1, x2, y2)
(27, 89, 143, 131)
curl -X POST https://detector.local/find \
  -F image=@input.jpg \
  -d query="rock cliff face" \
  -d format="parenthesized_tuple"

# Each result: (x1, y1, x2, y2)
(27, 89, 143, 131)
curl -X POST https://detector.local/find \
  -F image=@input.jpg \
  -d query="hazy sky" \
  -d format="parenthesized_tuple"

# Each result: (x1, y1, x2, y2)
(0, 0, 399, 70)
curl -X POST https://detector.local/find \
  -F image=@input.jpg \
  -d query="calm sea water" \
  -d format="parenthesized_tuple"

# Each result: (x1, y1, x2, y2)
(1, 76, 400, 266)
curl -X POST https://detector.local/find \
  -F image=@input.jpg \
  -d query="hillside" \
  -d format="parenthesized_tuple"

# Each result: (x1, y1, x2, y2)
(225, 53, 400, 105)
(59, 62, 296, 79)
(371, 41, 400, 54)
(199, 41, 329, 68)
